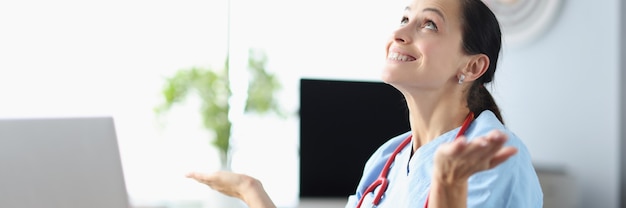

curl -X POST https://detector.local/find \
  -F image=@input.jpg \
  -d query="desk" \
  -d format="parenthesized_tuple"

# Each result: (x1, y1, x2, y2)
(298, 198, 347, 208)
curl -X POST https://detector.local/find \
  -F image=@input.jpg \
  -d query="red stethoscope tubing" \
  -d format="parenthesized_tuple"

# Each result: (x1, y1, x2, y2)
(356, 112, 475, 208)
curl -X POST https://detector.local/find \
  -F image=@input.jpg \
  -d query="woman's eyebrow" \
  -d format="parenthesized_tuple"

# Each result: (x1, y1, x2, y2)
(423, 8, 446, 22)
(404, 6, 446, 22)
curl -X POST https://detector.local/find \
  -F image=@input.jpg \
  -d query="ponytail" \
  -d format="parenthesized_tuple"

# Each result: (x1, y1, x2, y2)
(467, 82, 503, 124)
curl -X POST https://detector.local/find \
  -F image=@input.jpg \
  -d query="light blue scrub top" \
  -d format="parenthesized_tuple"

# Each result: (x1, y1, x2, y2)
(345, 110, 543, 208)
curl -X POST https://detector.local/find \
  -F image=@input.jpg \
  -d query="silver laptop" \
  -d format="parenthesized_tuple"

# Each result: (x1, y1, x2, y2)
(0, 117, 130, 208)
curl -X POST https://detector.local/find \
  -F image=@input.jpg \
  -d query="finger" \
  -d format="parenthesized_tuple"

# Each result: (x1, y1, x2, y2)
(458, 132, 507, 162)
(484, 131, 508, 154)
(186, 172, 207, 180)
(478, 130, 508, 153)
(440, 136, 468, 156)
(452, 135, 468, 152)
(485, 130, 508, 145)
(186, 172, 199, 178)
(460, 136, 497, 158)
(488, 147, 518, 169)
(186, 172, 219, 184)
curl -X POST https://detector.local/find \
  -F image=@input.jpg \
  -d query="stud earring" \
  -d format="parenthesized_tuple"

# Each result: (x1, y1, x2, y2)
(458, 74, 465, 84)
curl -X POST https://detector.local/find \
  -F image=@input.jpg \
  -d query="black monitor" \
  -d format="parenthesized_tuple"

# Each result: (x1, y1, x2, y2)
(299, 78, 410, 198)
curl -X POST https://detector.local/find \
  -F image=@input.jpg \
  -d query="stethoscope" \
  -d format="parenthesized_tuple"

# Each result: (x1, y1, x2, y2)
(356, 112, 475, 208)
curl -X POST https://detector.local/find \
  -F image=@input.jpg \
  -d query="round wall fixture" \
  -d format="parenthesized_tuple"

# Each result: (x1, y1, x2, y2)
(482, 0, 562, 47)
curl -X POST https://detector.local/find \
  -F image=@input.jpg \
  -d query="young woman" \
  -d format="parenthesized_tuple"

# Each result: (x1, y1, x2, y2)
(186, 0, 543, 207)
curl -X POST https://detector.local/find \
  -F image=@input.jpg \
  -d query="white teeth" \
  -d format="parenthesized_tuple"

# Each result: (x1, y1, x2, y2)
(387, 52, 414, 61)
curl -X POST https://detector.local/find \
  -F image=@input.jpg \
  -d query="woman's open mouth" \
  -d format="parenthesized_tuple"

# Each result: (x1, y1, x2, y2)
(387, 52, 416, 62)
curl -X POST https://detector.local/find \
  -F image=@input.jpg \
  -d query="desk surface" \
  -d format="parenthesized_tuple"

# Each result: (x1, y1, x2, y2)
(132, 198, 348, 208)
(297, 198, 347, 208)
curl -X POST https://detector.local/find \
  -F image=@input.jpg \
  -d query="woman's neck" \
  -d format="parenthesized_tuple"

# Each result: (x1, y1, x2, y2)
(404, 92, 469, 152)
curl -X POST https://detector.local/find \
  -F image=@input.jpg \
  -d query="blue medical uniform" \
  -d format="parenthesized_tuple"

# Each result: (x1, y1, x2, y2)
(345, 110, 543, 208)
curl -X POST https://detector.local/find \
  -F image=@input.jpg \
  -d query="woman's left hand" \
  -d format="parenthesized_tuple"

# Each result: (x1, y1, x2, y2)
(433, 129, 518, 185)
(186, 171, 253, 199)
(186, 171, 277, 208)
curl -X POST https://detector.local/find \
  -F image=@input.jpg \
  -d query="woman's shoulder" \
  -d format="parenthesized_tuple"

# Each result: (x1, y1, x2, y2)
(466, 111, 543, 207)
(467, 110, 536, 172)
(363, 131, 411, 165)
(466, 110, 504, 137)
(377, 131, 412, 152)
(357, 132, 411, 176)
(350, 131, 411, 200)
(467, 110, 527, 149)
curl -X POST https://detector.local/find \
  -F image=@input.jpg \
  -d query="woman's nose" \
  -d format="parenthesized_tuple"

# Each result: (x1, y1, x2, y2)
(392, 25, 413, 44)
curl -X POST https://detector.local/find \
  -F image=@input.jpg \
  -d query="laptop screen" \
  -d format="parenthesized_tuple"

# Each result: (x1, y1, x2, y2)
(0, 117, 130, 208)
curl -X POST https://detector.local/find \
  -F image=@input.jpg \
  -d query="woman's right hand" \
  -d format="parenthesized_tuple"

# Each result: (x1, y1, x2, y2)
(427, 130, 518, 208)
(433, 129, 517, 185)
(186, 171, 277, 208)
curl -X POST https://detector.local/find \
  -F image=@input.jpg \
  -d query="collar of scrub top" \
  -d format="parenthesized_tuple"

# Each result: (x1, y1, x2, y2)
(356, 112, 475, 208)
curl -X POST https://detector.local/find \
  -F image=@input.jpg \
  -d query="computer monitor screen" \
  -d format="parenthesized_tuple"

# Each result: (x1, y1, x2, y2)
(299, 78, 410, 198)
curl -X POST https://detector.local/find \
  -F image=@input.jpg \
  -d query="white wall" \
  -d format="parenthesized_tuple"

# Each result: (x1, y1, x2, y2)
(494, 1, 620, 207)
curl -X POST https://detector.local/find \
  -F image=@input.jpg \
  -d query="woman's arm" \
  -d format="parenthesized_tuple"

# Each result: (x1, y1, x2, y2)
(429, 179, 468, 208)
(186, 171, 277, 208)
(428, 130, 517, 208)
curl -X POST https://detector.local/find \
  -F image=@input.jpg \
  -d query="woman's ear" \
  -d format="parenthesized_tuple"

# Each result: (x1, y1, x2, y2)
(462, 54, 489, 82)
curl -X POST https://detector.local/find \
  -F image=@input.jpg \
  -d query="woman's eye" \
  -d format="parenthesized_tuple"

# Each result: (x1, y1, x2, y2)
(400, 17, 409, 26)
(424, 21, 438, 31)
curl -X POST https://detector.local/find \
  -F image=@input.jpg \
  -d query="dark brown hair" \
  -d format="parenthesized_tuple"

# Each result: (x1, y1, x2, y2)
(460, 0, 504, 123)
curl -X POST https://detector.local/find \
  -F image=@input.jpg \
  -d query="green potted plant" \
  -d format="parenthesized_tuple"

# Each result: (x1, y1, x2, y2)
(155, 48, 282, 169)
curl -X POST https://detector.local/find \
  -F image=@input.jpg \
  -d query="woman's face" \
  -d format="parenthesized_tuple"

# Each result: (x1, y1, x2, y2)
(381, 0, 469, 92)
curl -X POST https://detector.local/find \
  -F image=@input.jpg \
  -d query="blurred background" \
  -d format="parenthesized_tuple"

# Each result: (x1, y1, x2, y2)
(0, 0, 623, 208)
